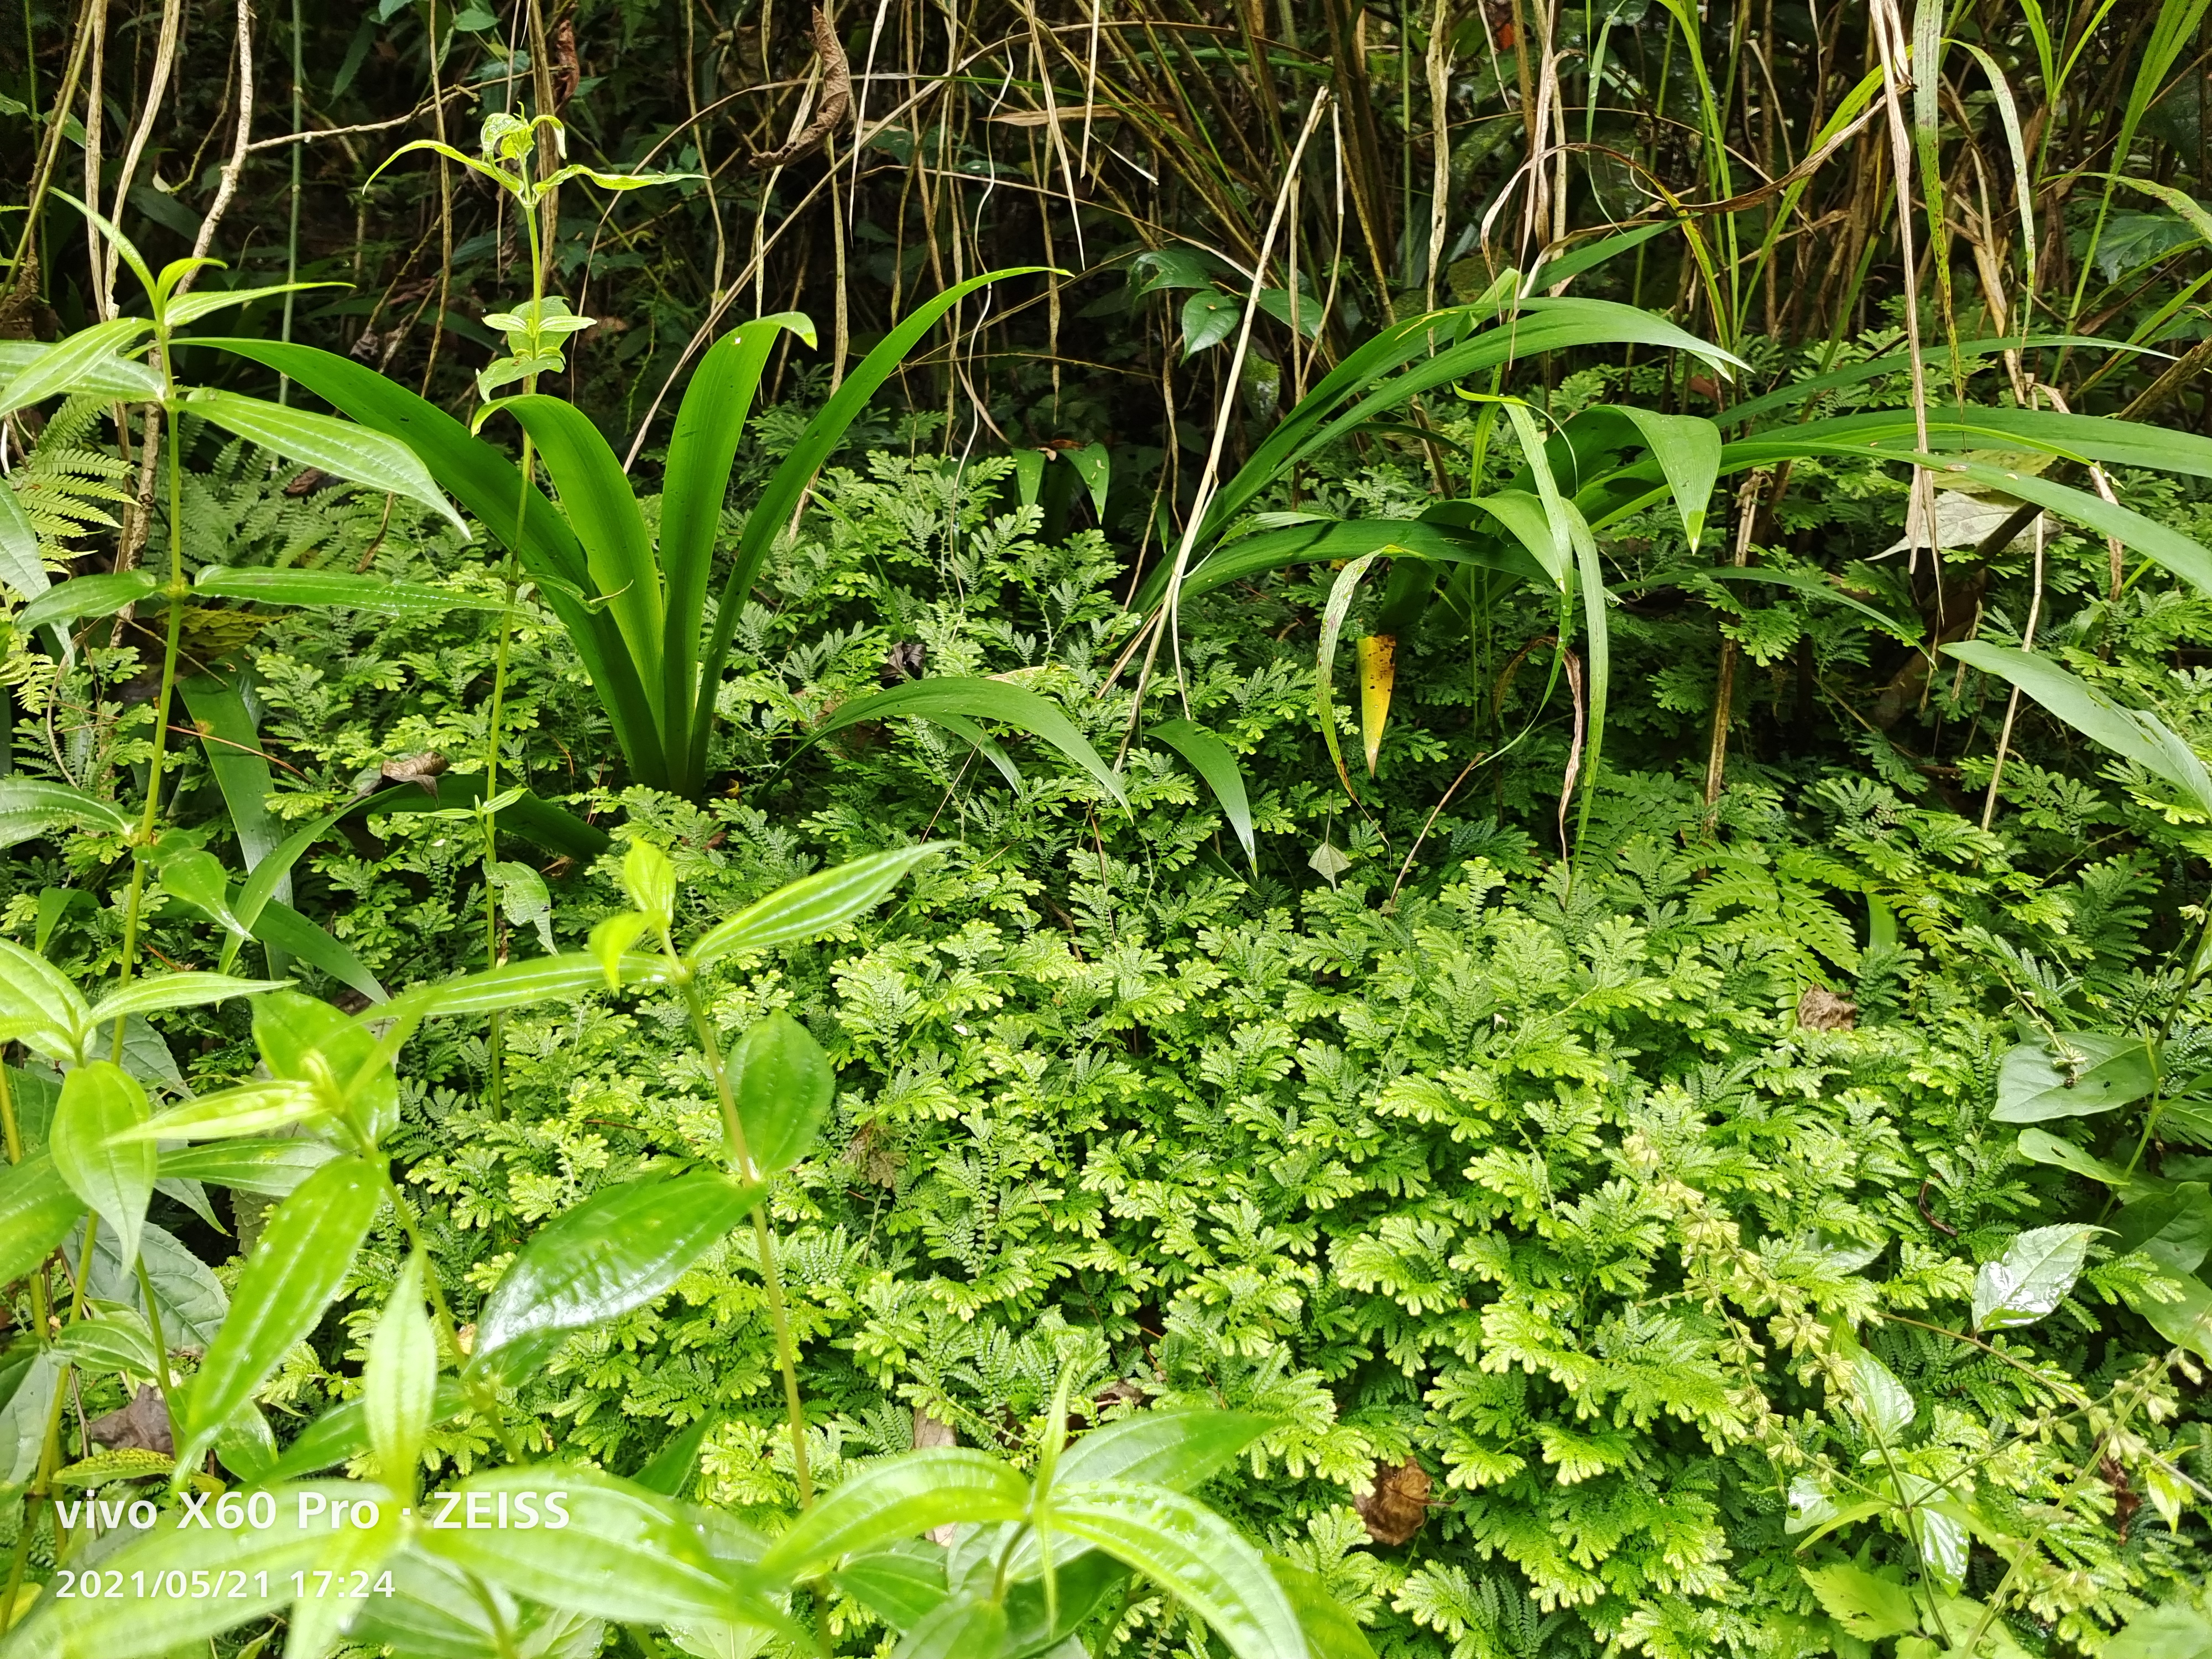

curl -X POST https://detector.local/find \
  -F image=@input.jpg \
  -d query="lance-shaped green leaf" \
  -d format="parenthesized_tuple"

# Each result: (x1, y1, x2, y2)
(0, 315, 156, 418)
(761, 1449, 1031, 1577)
(687, 844, 948, 969)
(50, 1062, 155, 1263)
(14, 570, 161, 632)
(471, 1170, 761, 1380)
(1945, 643, 2212, 817)
(1974, 1224, 2105, 1332)
(0, 1153, 87, 1284)
(1151, 719, 1258, 870)
(622, 840, 677, 932)
(1056, 1410, 1275, 1490)
(1845, 1351, 1915, 1439)
(0, 938, 92, 1062)
(419, 1467, 784, 1630)
(53, 1307, 163, 1379)
(1993, 1032, 2159, 1122)
(728, 1011, 834, 1177)
(86, 971, 285, 1031)
(116, 1081, 327, 1144)
(0, 780, 132, 856)
(178, 1157, 382, 1465)
(156, 1136, 339, 1197)
(1165, 513, 1545, 608)
(258, 1376, 468, 1483)
(834, 1545, 951, 1631)
(378, 950, 672, 1025)
(1270, 1557, 1376, 1659)
(0, 1481, 396, 1659)
(898, 1593, 1012, 1659)
(804, 679, 1126, 806)
(1046, 1482, 1307, 1659)
(162, 280, 342, 330)
(659, 314, 812, 753)
(184, 388, 467, 536)
(194, 566, 506, 617)
(367, 1251, 437, 1490)
(254, 988, 398, 1140)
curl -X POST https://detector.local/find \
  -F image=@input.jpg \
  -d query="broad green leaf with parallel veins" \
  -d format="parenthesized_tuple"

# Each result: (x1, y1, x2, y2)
(254, 988, 397, 1139)
(0, 315, 156, 419)
(761, 1449, 1031, 1577)
(183, 388, 468, 536)
(53, 1308, 162, 1378)
(1992, 1032, 2159, 1122)
(50, 1062, 154, 1263)
(728, 1012, 834, 1177)
(1945, 644, 2212, 819)
(687, 844, 950, 969)
(179, 1157, 382, 1465)
(1974, 1224, 2105, 1331)
(471, 1170, 761, 1380)
(1046, 1482, 1307, 1659)
(379, 949, 674, 1023)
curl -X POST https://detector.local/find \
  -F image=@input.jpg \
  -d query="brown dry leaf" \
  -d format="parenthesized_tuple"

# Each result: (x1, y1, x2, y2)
(1354, 1455, 1431, 1545)
(753, 8, 851, 170)
(87, 1385, 173, 1456)
(380, 752, 450, 799)
(1797, 987, 1858, 1031)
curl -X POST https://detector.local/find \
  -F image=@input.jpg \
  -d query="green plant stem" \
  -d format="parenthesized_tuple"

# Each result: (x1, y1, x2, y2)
(132, 1252, 179, 1425)
(112, 343, 190, 1050)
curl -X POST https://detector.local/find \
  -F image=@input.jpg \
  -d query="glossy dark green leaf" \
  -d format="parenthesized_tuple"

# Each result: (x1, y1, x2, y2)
(1973, 1224, 2105, 1331)
(1992, 1032, 2159, 1122)
(0, 1152, 87, 1285)
(729, 1011, 835, 1177)
(2111, 1184, 2212, 1277)
(179, 1157, 382, 1465)
(688, 844, 948, 968)
(1181, 290, 1242, 354)
(50, 1061, 154, 1263)
(761, 1449, 1031, 1577)
(1047, 1481, 1306, 1659)
(472, 1170, 760, 1379)
(14, 570, 161, 632)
